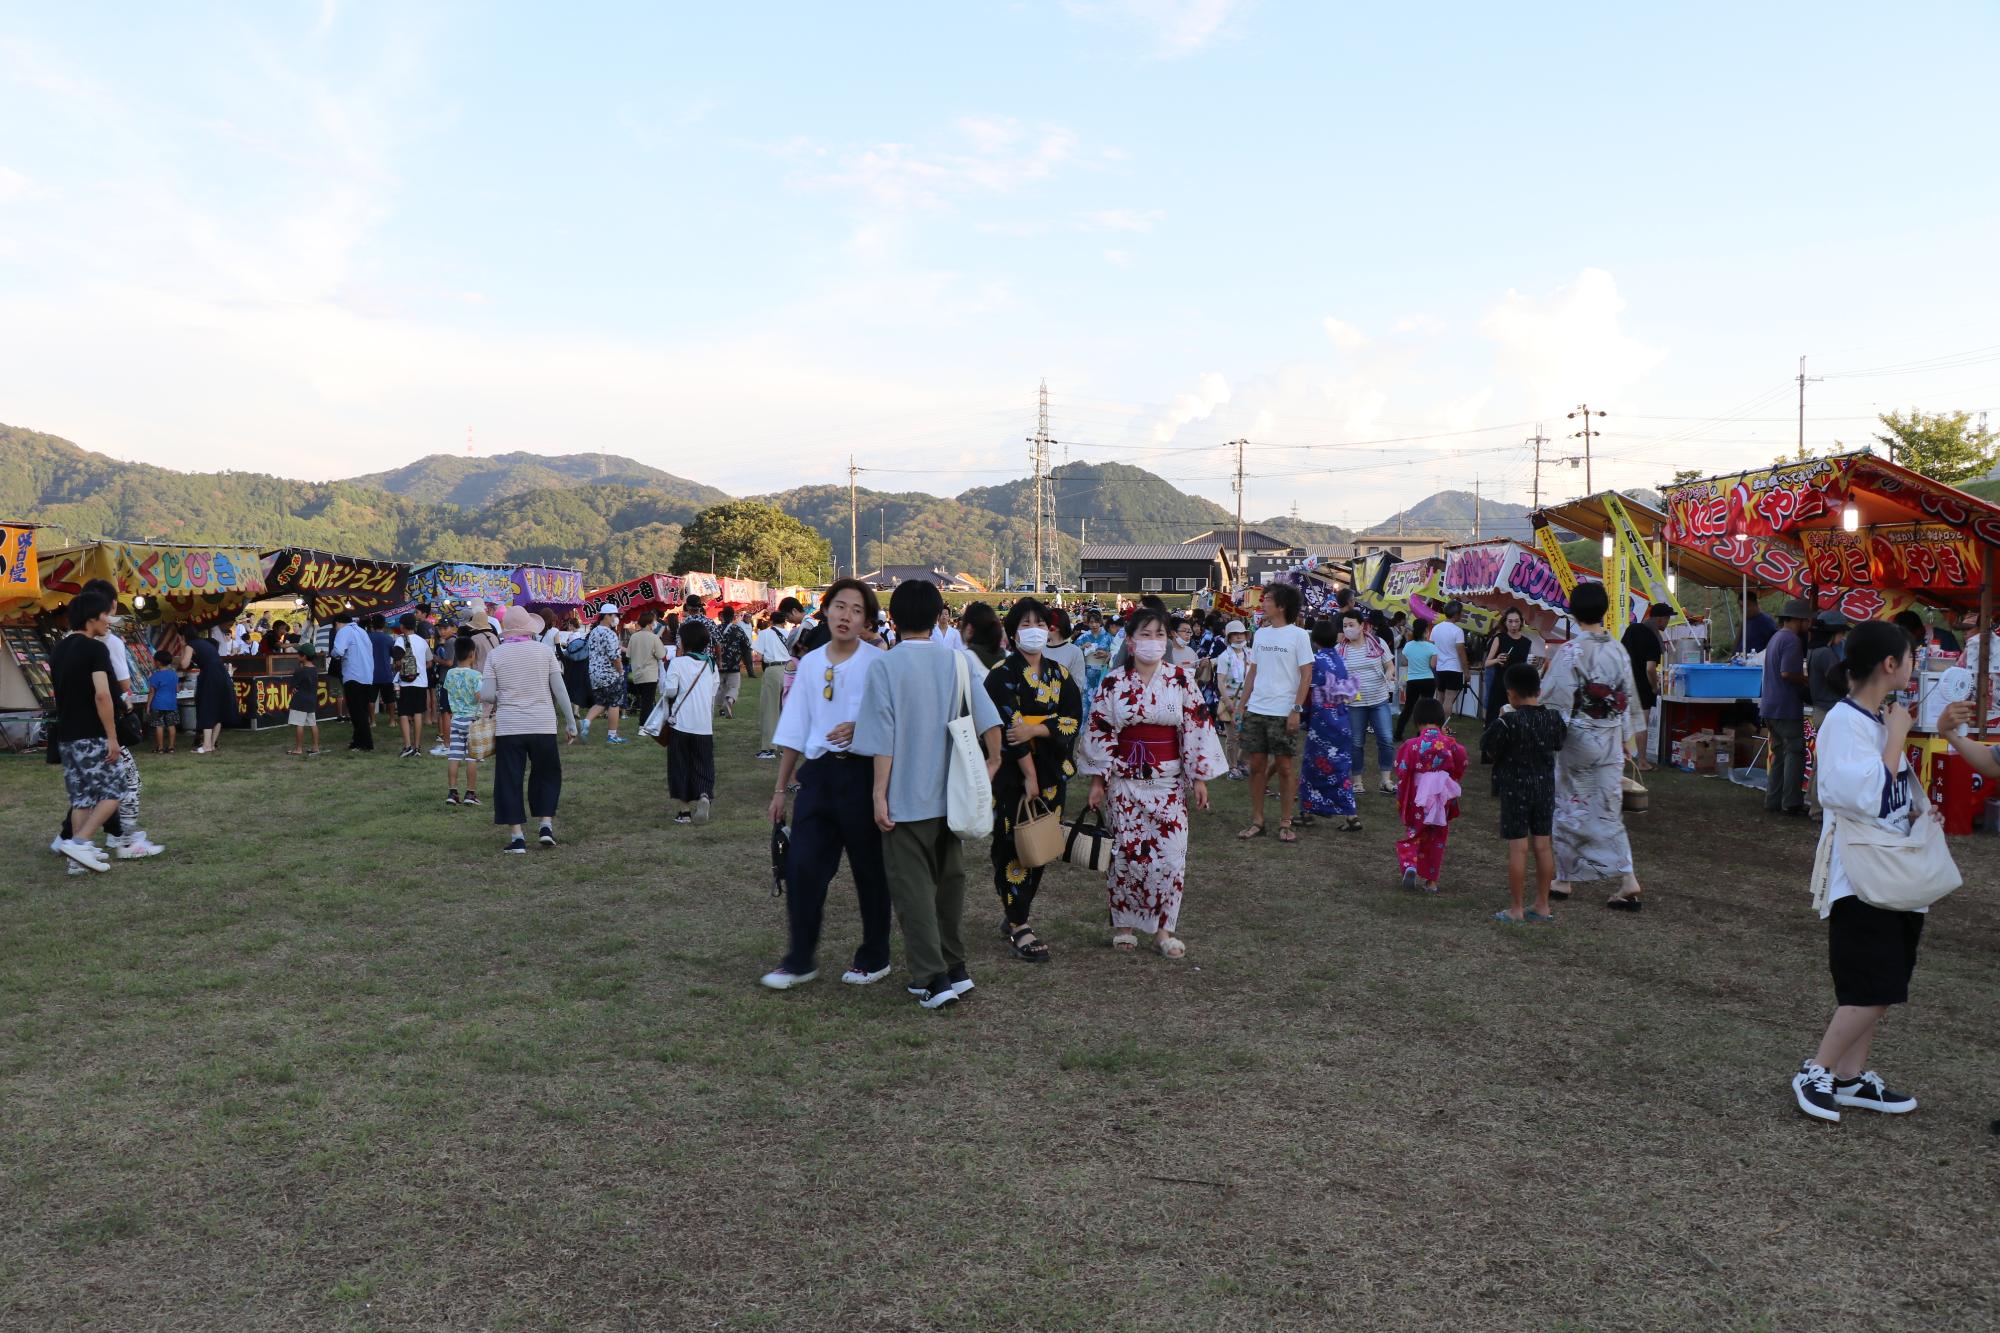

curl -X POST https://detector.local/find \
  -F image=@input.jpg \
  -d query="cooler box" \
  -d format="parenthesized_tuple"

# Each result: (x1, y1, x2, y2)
(1668, 664, 1762, 699)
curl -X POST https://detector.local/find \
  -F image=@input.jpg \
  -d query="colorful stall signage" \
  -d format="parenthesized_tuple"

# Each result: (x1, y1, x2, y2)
(1441, 541, 1580, 618)
(407, 562, 523, 608)
(513, 565, 585, 608)
(1799, 526, 1976, 595)
(1, 524, 38, 598)
(260, 549, 407, 617)
(22, 541, 267, 622)
(588, 573, 686, 616)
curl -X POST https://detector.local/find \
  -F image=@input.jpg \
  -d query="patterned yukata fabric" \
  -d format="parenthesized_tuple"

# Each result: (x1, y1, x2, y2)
(1541, 630, 1643, 882)
(1077, 664, 1228, 934)
(1393, 725, 1467, 881)
(985, 652, 1083, 926)
(1298, 647, 1359, 817)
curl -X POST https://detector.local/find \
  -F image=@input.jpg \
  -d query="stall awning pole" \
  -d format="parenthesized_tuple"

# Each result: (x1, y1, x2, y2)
(1979, 548, 1994, 743)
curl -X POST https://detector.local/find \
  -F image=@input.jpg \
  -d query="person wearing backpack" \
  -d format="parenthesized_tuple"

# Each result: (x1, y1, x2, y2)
(1793, 619, 1953, 1123)
(392, 613, 432, 758)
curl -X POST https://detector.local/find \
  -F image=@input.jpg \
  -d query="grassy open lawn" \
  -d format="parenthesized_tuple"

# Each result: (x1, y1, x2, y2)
(3, 693, 1997, 1331)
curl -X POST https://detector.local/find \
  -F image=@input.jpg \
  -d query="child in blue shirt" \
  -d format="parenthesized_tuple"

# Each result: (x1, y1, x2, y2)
(147, 650, 180, 754)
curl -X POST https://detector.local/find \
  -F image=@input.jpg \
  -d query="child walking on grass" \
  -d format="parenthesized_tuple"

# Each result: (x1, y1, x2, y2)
(286, 645, 320, 756)
(443, 637, 484, 807)
(147, 649, 180, 755)
(1393, 697, 1466, 893)
(1481, 662, 1567, 923)
(660, 619, 719, 825)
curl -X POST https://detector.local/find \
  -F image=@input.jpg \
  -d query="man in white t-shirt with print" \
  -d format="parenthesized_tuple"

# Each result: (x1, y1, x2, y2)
(1237, 583, 1314, 843)
(1429, 602, 1468, 724)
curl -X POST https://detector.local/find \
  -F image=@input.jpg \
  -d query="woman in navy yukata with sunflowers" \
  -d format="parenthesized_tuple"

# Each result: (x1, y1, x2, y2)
(984, 596, 1083, 964)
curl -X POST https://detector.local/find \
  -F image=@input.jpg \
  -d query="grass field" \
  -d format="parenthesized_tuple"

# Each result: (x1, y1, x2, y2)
(3, 693, 1997, 1331)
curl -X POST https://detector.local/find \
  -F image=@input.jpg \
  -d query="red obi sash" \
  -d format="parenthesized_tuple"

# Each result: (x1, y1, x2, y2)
(1115, 723, 1180, 768)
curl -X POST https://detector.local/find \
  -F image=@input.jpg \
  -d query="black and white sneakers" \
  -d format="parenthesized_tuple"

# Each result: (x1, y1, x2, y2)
(1794, 1061, 1919, 1122)
(908, 975, 958, 1009)
(1792, 1061, 1841, 1122)
(1834, 1070, 1918, 1114)
(946, 964, 975, 998)
(502, 835, 527, 855)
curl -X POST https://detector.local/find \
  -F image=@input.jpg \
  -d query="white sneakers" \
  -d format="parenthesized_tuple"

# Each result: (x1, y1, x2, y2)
(50, 831, 167, 871)
(841, 964, 891, 985)
(759, 968, 818, 990)
(57, 839, 110, 873)
(110, 832, 166, 859)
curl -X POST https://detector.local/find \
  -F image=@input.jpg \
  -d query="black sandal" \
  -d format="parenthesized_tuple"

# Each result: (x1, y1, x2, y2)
(1008, 926, 1051, 963)
(1605, 894, 1643, 912)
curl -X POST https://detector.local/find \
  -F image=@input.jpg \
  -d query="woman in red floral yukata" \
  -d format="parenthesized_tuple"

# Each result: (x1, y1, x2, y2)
(1078, 608, 1229, 958)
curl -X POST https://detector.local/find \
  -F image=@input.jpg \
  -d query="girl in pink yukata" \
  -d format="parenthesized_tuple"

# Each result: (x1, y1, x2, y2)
(1079, 608, 1229, 959)
(1392, 697, 1467, 893)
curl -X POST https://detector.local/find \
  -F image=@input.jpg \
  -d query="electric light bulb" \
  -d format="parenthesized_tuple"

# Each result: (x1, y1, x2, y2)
(1601, 534, 1615, 559)
(1667, 573, 1677, 593)
(1842, 503, 1860, 532)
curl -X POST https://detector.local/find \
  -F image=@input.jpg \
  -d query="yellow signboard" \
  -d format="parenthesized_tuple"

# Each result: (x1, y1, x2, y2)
(0, 524, 37, 598)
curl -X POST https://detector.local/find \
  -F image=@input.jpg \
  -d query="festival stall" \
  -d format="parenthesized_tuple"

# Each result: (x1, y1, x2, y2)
(405, 562, 587, 617)
(259, 548, 408, 620)
(0, 538, 271, 726)
(588, 572, 686, 619)
(1533, 492, 1759, 766)
(0, 523, 48, 736)
(1663, 452, 2000, 831)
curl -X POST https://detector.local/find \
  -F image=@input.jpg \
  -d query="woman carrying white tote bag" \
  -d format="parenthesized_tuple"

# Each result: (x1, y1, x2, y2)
(1791, 620, 1957, 1125)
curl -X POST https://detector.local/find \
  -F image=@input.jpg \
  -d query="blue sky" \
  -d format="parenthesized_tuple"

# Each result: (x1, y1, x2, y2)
(3, 1, 1998, 530)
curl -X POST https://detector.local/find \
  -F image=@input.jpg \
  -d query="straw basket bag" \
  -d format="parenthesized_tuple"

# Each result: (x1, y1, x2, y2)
(1621, 760, 1649, 813)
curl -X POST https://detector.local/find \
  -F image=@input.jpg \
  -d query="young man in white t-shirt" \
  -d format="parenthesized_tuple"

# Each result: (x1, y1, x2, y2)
(392, 613, 432, 758)
(1429, 603, 1468, 724)
(1237, 583, 1314, 842)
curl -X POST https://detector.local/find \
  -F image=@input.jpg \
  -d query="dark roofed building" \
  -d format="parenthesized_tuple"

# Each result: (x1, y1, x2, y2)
(857, 564, 984, 593)
(1080, 543, 1226, 595)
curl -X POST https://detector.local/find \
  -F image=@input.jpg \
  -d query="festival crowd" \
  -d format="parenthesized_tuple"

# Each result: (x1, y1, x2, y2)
(36, 569, 1963, 1120)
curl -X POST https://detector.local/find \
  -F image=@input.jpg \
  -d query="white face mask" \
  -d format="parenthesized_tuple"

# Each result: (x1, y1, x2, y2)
(1228, 638, 1245, 652)
(1342, 623, 1362, 640)
(1014, 626, 1049, 653)
(1133, 638, 1168, 664)
(1175, 633, 1192, 646)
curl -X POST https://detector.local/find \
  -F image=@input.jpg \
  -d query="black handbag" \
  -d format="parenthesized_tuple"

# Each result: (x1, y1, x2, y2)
(115, 706, 144, 748)
(1062, 806, 1116, 872)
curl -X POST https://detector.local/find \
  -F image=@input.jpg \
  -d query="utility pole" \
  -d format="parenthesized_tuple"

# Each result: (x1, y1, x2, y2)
(1796, 355, 1821, 459)
(1527, 424, 1549, 509)
(1474, 476, 1482, 540)
(1027, 379, 1051, 593)
(1568, 404, 1606, 493)
(1229, 438, 1247, 584)
(847, 455, 860, 578)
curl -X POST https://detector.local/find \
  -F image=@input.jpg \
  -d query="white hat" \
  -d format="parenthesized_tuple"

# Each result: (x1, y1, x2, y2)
(597, 603, 619, 617)
(1225, 620, 1246, 635)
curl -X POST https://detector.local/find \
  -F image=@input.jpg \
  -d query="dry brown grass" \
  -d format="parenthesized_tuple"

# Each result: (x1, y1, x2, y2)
(2, 705, 1997, 1330)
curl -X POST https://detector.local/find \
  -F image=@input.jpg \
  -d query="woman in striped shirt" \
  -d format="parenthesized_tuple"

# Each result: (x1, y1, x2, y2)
(1342, 609, 1399, 795)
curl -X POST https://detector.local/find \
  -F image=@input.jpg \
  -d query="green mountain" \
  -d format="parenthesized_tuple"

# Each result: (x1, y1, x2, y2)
(766, 484, 1065, 585)
(347, 451, 729, 511)
(958, 460, 1241, 546)
(1, 425, 1369, 591)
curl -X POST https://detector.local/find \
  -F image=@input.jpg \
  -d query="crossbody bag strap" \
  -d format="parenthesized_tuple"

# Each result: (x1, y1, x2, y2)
(954, 650, 971, 719)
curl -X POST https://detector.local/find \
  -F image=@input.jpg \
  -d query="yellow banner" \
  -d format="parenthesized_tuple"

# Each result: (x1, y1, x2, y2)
(0, 524, 38, 597)
(1532, 520, 1578, 595)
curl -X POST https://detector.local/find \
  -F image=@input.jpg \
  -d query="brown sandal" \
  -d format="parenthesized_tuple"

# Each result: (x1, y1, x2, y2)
(1277, 821, 1299, 844)
(1237, 823, 1265, 840)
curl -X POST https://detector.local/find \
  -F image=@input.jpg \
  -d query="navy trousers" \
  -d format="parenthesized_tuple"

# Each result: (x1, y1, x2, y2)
(781, 754, 893, 975)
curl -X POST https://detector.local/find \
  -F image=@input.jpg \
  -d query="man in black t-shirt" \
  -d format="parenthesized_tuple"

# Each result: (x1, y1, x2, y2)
(1619, 603, 1671, 769)
(49, 590, 130, 872)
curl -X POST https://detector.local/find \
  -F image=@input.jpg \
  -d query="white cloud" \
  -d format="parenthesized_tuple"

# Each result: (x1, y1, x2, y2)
(1393, 313, 1447, 336)
(1080, 207, 1164, 233)
(1067, 0, 1251, 58)
(1479, 267, 1665, 418)
(1149, 372, 1231, 442)
(805, 119, 1083, 212)
(1103, 248, 1134, 268)
(1321, 317, 1368, 352)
